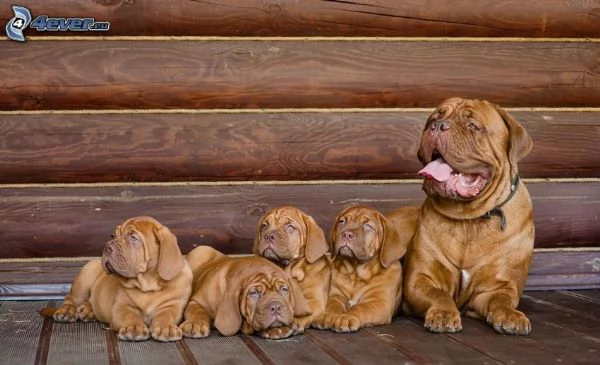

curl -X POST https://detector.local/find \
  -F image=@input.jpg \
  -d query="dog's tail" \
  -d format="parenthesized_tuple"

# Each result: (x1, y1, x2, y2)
(39, 307, 57, 318)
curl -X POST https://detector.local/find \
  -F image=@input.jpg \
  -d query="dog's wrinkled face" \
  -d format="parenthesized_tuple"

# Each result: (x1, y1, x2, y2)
(241, 273, 296, 331)
(255, 207, 305, 266)
(253, 206, 328, 266)
(417, 97, 532, 201)
(101, 216, 183, 281)
(330, 206, 384, 262)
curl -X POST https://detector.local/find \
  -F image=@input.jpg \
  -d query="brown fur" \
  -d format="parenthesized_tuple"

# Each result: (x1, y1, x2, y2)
(252, 206, 330, 331)
(181, 246, 311, 340)
(313, 205, 419, 333)
(40, 216, 193, 342)
(403, 97, 534, 335)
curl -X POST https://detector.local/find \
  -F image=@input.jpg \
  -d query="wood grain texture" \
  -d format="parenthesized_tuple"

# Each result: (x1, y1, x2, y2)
(0, 111, 598, 183)
(1, 250, 598, 299)
(1, 0, 599, 37)
(0, 181, 597, 258)
(1, 41, 599, 110)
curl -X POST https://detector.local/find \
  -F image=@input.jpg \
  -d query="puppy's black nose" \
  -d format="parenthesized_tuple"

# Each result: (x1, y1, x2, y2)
(342, 231, 354, 240)
(104, 243, 115, 254)
(268, 301, 282, 314)
(264, 232, 276, 242)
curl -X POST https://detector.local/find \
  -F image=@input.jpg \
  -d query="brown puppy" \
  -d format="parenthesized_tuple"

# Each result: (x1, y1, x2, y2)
(180, 246, 311, 340)
(313, 205, 418, 333)
(253, 206, 330, 332)
(403, 97, 534, 335)
(40, 216, 193, 342)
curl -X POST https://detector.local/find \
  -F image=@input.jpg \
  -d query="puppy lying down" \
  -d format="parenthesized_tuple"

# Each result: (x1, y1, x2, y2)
(40, 216, 193, 342)
(181, 246, 311, 340)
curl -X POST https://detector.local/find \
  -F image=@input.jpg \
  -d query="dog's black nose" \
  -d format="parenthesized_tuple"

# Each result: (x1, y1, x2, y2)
(268, 301, 282, 314)
(342, 231, 354, 240)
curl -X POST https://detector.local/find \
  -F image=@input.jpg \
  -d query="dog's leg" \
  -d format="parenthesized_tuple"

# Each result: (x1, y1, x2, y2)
(404, 272, 462, 333)
(150, 306, 184, 342)
(179, 301, 212, 338)
(52, 259, 104, 322)
(311, 294, 351, 330)
(111, 306, 150, 341)
(470, 285, 531, 335)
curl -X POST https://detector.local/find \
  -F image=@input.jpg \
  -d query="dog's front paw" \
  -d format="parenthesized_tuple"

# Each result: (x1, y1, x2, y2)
(329, 314, 361, 333)
(76, 302, 96, 322)
(425, 308, 462, 333)
(118, 323, 150, 341)
(151, 324, 182, 342)
(259, 326, 295, 340)
(311, 313, 334, 330)
(180, 320, 211, 338)
(487, 307, 531, 335)
(53, 304, 79, 322)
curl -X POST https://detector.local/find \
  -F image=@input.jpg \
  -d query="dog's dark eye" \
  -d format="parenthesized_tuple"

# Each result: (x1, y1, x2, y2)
(260, 222, 268, 230)
(466, 120, 484, 132)
(279, 285, 289, 296)
(110, 234, 115, 239)
(128, 233, 141, 245)
(248, 288, 262, 298)
(338, 218, 346, 225)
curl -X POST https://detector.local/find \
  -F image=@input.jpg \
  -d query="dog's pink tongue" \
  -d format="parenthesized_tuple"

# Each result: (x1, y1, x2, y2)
(418, 158, 454, 182)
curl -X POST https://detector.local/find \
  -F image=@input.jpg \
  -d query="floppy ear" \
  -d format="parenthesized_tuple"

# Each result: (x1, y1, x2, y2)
(289, 279, 312, 318)
(495, 105, 533, 167)
(214, 283, 243, 336)
(251, 221, 262, 255)
(378, 213, 407, 269)
(300, 212, 329, 263)
(154, 224, 185, 281)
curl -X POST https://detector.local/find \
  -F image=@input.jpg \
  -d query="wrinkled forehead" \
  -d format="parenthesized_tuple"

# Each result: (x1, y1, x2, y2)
(246, 271, 288, 289)
(116, 219, 152, 237)
(264, 207, 302, 225)
(433, 98, 506, 132)
(340, 207, 379, 225)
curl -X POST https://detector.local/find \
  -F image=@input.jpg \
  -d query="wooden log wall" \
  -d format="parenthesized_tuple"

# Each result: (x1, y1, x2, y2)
(0, 0, 598, 295)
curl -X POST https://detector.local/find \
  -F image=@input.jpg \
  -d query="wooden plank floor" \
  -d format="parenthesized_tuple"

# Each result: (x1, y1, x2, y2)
(1, 290, 599, 365)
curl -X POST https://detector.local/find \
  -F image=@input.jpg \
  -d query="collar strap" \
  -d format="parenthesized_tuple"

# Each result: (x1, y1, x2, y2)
(482, 175, 520, 231)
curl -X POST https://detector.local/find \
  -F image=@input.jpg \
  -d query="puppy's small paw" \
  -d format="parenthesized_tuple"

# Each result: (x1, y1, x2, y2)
(259, 326, 294, 340)
(76, 302, 96, 322)
(180, 320, 210, 338)
(118, 323, 150, 341)
(53, 304, 78, 323)
(487, 307, 531, 335)
(151, 324, 183, 342)
(292, 318, 309, 334)
(330, 314, 361, 333)
(424, 308, 462, 333)
(311, 313, 334, 330)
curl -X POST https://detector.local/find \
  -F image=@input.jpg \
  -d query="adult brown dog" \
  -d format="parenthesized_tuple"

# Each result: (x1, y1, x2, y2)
(403, 97, 534, 335)
(253, 206, 330, 332)
(40, 216, 193, 342)
(180, 246, 311, 340)
(313, 205, 419, 333)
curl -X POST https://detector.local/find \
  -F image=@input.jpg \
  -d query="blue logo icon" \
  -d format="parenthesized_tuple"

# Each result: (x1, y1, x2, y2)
(4, 5, 110, 42)
(5, 5, 32, 42)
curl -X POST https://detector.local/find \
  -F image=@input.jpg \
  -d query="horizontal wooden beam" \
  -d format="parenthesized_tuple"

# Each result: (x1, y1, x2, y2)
(1, 249, 598, 299)
(0, 111, 597, 183)
(1, 0, 598, 38)
(0, 181, 597, 259)
(1, 40, 598, 110)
